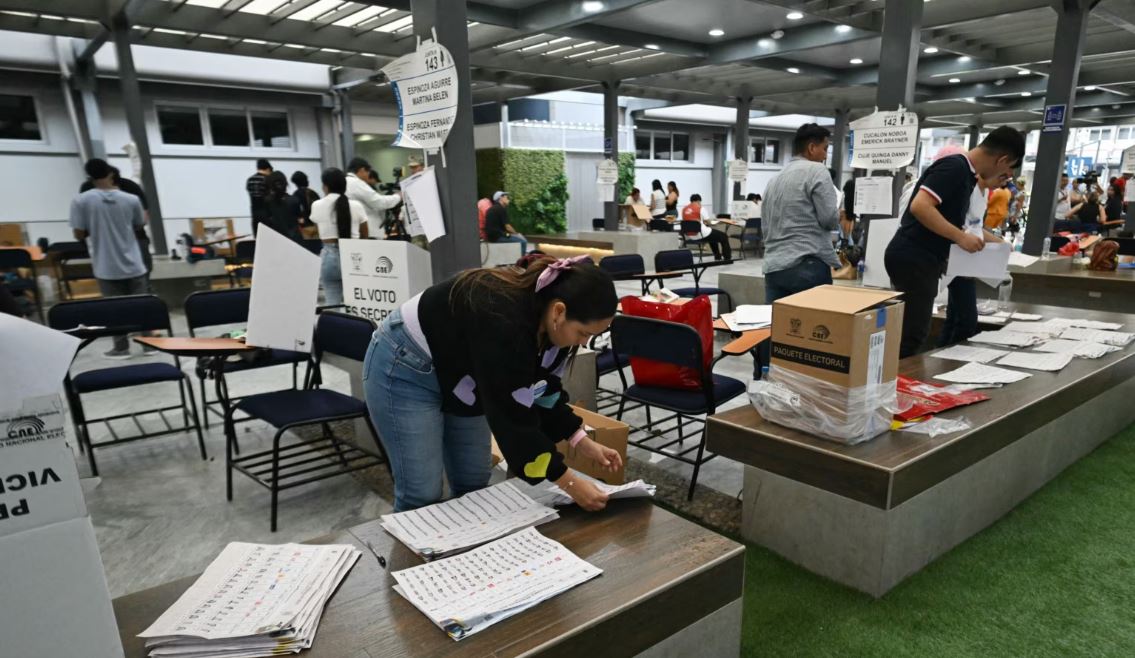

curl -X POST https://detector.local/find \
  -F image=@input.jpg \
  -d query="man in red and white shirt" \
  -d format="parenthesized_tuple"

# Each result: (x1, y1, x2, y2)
(680, 194, 731, 260)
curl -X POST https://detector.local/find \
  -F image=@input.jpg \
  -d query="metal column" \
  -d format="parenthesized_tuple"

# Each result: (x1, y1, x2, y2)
(831, 107, 850, 187)
(732, 95, 751, 200)
(602, 80, 620, 231)
(875, 0, 924, 222)
(1023, 2, 1092, 256)
(72, 57, 107, 161)
(412, 0, 480, 279)
(111, 15, 168, 254)
(967, 124, 981, 150)
(336, 90, 355, 167)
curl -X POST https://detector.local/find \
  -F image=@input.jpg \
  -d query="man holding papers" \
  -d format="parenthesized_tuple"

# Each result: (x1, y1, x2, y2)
(885, 127, 1025, 357)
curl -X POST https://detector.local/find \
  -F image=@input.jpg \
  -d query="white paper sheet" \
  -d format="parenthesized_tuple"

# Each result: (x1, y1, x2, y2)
(853, 176, 894, 216)
(1059, 327, 1135, 347)
(1036, 339, 1120, 359)
(1001, 321, 1064, 337)
(734, 304, 773, 326)
(0, 314, 80, 402)
(401, 166, 447, 243)
(392, 527, 601, 641)
(995, 351, 1074, 372)
(245, 226, 320, 353)
(930, 345, 1010, 363)
(380, 481, 558, 559)
(863, 217, 900, 289)
(976, 314, 1009, 326)
(1007, 252, 1040, 268)
(967, 330, 1046, 348)
(1046, 318, 1125, 331)
(933, 362, 1032, 385)
(946, 242, 1012, 280)
(540, 479, 656, 507)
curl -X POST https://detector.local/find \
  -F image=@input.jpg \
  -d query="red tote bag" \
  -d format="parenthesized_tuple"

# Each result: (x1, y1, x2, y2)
(621, 295, 714, 391)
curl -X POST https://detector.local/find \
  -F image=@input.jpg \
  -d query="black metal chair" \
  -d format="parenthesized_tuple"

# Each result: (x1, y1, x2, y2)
(46, 241, 93, 300)
(0, 248, 43, 322)
(49, 295, 206, 477)
(184, 288, 308, 430)
(739, 217, 763, 259)
(679, 220, 710, 260)
(227, 239, 256, 286)
(609, 314, 746, 500)
(1106, 237, 1135, 256)
(224, 311, 389, 531)
(654, 249, 734, 312)
(592, 218, 606, 230)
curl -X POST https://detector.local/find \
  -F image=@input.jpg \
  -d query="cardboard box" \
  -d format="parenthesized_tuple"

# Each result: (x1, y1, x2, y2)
(0, 222, 24, 246)
(768, 285, 903, 442)
(559, 405, 628, 484)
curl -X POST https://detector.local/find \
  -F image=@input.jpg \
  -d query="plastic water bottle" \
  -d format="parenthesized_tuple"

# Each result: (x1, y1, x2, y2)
(1041, 236, 1051, 259)
(998, 278, 1013, 310)
(857, 260, 865, 280)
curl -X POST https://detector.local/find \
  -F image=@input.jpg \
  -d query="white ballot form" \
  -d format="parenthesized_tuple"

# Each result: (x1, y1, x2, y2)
(946, 242, 1011, 280)
(995, 351, 1075, 372)
(1036, 339, 1120, 359)
(930, 345, 1010, 364)
(933, 362, 1032, 385)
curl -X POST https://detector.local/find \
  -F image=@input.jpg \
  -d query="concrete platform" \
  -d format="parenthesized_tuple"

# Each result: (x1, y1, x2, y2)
(148, 256, 227, 308)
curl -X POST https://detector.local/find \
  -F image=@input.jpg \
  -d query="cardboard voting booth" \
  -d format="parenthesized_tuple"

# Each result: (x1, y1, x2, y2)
(620, 204, 652, 228)
(339, 239, 432, 323)
(754, 286, 903, 444)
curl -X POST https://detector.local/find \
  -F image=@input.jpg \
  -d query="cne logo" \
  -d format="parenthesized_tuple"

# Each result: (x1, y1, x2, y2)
(350, 252, 363, 273)
(789, 318, 802, 336)
(6, 416, 45, 439)
(375, 256, 394, 274)
(811, 324, 832, 342)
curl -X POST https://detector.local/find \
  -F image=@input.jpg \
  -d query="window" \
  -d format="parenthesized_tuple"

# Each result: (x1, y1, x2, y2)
(749, 138, 764, 164)
(1089, 129, 1100, 141)
(764, 139, 780, 164)
(157, 106, 204, 145)
(251, 111, 291, 148)
(634, 129, 691, 161)
(1101, 128, 1112, 141)
(157, 104, 292, 149)
(208, 108, 249, 146)
(1119, 127, 1132, 140)
(0, 94, 41, 141)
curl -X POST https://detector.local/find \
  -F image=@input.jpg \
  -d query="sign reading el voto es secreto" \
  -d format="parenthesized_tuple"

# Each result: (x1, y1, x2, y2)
(849, 109, 919, 170)
(381, 37, 458, 152)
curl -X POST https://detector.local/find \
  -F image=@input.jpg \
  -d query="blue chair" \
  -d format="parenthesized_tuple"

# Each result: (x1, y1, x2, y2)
(49, 295, 205, 477)
(609, 314, 747, 500)
(739, 217, 762, 259)
(184, 288, 308, 430)
(599, 253, 645, 279)
(224, 311, 389, 531)
(654, 249, 734, 312)
(0, 248, 43, 322)
(679, 220, 710, 260)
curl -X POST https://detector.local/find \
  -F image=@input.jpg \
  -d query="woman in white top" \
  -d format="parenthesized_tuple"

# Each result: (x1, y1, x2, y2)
(647, 179, 671, 231)
(310, 167, 368, 306)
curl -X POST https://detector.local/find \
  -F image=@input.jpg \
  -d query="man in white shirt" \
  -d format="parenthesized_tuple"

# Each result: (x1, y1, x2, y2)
(1054, 173, 1071, 221)
(345, 157, 400, 232)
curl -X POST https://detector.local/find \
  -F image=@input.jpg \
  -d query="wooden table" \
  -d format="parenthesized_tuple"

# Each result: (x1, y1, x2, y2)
(999, 268, 1135, 314)
(113, 500, 745, 658)
(706, 302, 1135, 597)
(0, 244, 45, 260)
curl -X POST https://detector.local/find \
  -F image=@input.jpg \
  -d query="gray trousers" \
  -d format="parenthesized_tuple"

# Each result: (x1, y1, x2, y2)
(96, 274, 151, 351)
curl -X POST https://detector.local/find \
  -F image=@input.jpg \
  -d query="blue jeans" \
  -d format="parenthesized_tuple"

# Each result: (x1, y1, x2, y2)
(363, 309, 492, 512)
(937, 278, 977, 347)
(755, 256, 834, 378)
(493, 234, 527, 255)
(320, 243, 343, 307)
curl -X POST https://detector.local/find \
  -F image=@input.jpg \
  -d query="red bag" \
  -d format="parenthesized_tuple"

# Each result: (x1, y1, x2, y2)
(895, 376, 989, 422)
(621, 295, 713, 390)
(1058, 240, 1080, 257)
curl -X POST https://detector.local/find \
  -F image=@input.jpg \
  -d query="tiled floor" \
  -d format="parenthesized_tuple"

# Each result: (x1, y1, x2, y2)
(58, 254, 766, 596)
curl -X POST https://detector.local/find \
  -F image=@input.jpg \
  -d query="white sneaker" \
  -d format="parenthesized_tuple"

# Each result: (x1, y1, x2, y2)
(103, 348, 133, 360)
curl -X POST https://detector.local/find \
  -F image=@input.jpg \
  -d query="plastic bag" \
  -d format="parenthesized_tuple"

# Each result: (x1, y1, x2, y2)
(621, 294, 713, 391)
(748, 365, 908, 445)
(897, 416, 972, 437)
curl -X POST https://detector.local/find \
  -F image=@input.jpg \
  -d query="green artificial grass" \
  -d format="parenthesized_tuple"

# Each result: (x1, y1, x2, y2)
(740, 422, 1135, 657)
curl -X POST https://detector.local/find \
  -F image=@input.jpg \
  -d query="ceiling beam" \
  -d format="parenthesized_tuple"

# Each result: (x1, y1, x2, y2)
(1095, 0, 1135, 37)
(470, 0, 667, 52)
(707, 22, 876, 66)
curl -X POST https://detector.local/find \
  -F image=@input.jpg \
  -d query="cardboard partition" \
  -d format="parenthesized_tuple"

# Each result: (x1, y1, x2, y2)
(190, 218, 236, 256)
(560, 405, 628, 485)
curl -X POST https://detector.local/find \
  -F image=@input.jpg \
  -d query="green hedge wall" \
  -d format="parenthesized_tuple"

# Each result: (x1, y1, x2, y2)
(618, 152, 636, 203)
(477, 148, 568, 235)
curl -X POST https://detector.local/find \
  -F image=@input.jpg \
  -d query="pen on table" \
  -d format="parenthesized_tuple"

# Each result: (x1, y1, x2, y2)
(365, 540, 386, 568)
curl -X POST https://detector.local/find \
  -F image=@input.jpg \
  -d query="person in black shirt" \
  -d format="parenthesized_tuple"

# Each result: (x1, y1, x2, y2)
(1104, 183, 1126, 232)
(885, 126, 1025, 357)
(1067, 191, 1106, 232)
(262, 171, 302, 241)
(484, 191, 527, 255)
(362, 256, 621, 512)
(290, 171, 319, 231)
(246, 158, 272, 235)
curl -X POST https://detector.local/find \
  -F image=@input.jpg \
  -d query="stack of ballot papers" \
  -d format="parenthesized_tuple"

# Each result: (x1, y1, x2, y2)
(967, 330, 1047, 348)
(1059, 327, 1135, 347)
(392, 527, 602, 641)
(995, 351, 1074, 372)
(1046, 318, 1125, 331)
(720, 304, 772, 332)
(1036, 339, 1121, 359)
(992, 311, 1043, 321)
(933, 362, 1032, 385)
(1000, 321, 1064, 337)
(930, 345, 1010, 363)
(380, 481, 558, 559)
(518, 476, 656, 507)
(139, 542, 360, 658)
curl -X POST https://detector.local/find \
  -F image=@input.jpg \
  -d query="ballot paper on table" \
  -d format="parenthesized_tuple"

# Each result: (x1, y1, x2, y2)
(930, 345, 1010, 363)
(995, 351, 1075, 372)
(139, 542, 360, 657)
(380, 481, 558, 560)
(401, 165, 447, 243)
(0, 313, 80, 401)
(1059, 327, 1135, 347)
(1000, 321, 1064, 337)
(945, 242, 1012, 280)
(518, 475, 656, 508)
(1046, 318, 1125, 331)
(246, 226, 320, 353)
(933, 362, 1032, 385)
(392, 527, 601, 642)
(1007, 252, 1040, 269)
(993, 311, 1043, 321)
(967, 330, 1047, 348)
(734, 304, 773, 326)
(976, 314, 1009, 326)
(1036, 339, 1120, 359)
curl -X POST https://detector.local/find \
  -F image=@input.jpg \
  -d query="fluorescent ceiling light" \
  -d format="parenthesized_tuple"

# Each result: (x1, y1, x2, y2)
(1020, 92, 1031, 97)
(835, 25, 852, 33)
(757, 38, 772, 48)
(1084, 85, 1097, 91)
(708, 28, 725, 37)
(949, 78, 960, 83)
(1018, 69, 1029, 75)
(849, 58, 862, 64)
(645, 43, 659, 50)
(581, 1, 605, 13)
(958, 55, 971, 63)
(786, 11, 804, 20)
(924, 46, 939, 54)
(786, 67, 800, 74)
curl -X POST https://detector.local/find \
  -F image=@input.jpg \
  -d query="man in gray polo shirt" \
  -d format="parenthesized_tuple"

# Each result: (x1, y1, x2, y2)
(762, 123, 840, 302)
(70, 158, 149, 358)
